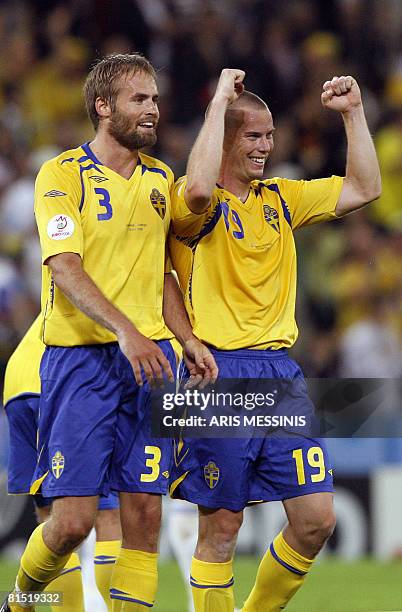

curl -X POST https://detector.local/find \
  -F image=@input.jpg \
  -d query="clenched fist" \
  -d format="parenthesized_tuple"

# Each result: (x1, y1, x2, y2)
(321, 76, 362, 113)
(214, 68, 245, 105)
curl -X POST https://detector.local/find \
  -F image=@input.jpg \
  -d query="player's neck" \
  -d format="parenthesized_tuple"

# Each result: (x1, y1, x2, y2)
(89, 133, 139, 180)
(217, 169, 250, 203)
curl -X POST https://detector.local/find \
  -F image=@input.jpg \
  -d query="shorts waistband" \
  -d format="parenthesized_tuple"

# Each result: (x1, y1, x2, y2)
(46, 338, 172, 350)
(46, 342, 118, 350)
(209, 348, 289, 360)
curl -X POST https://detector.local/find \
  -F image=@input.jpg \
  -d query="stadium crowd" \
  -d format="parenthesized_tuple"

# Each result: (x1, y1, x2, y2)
(0, 0, 401, 379)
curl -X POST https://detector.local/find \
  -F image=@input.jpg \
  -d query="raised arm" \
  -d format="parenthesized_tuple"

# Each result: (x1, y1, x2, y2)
(185, 68, 245, 214)
(321, 76, 381, 216)
(48, 252, 174, 386)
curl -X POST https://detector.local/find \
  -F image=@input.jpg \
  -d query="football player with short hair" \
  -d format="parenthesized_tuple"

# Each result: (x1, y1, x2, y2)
(169, 68, 381, 611)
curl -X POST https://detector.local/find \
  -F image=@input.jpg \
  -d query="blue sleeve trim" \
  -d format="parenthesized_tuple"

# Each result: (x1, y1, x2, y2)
(269, 542, 306, 576)
(267, 183, 292, 228)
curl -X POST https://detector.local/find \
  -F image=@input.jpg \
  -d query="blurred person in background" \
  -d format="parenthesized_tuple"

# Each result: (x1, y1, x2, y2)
(0, 1, 400, 608)
(0, 146, 61, 305)
(370, 108, 402, 231)
(22, 36, 91, 146)
(339, 293, 402, 379)
(329, 213, 400, 332)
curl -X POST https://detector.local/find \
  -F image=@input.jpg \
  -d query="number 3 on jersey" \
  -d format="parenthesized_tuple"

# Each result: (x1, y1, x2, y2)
(96, 188, 113, 221)
(292, 447, 326, 485)
(140, 446, 161, 482)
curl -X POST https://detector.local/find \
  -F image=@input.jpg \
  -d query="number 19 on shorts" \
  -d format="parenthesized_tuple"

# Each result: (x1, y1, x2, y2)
(292, 447, 326, 485)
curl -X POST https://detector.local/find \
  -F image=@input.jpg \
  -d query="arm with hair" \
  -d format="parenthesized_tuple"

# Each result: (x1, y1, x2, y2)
(48, 252, 174, 386)
(321, 76, 381, 216)
(185, 69, 245, 214)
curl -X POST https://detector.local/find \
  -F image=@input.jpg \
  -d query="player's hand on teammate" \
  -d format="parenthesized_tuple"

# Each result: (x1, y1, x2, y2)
(118, 326, 174, 387)
(214, 68, 245, 105)
(321, 76, 362, 113)
(183, 337, 218, 389)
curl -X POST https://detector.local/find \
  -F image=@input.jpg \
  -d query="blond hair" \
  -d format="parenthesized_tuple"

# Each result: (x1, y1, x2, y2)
(84, 53, 156, 129)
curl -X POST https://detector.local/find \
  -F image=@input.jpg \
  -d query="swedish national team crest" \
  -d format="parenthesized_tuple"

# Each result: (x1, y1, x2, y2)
(204, 461, 220, 489)
(150, 188, 166, 219)
(263, 205, 280, 233)
(52, 451, 65, 479)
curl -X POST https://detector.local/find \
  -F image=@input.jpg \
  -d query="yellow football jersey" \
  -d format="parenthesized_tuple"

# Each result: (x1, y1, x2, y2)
(169, 175, 343, 350)
(3, 316, 43, 406)
(35, 143, 174, 346)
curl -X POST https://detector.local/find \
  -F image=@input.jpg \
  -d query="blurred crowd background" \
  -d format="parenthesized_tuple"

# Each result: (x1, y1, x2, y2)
(0, 0, 401, 379)
(0, 1, 401, 586)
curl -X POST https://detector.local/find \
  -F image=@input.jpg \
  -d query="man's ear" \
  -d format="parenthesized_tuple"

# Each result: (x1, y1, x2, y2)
(95, 97, 111, 121)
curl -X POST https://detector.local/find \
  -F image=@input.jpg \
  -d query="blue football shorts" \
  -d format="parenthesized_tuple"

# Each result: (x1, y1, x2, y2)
(4, 394, 39, 495)
(170, 348, 333, 512)
(4, 393, 119, 510)
(31, 340, 176, 498)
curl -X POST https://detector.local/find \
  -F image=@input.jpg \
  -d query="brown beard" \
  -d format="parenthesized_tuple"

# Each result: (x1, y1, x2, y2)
(108, 109, 157, 151)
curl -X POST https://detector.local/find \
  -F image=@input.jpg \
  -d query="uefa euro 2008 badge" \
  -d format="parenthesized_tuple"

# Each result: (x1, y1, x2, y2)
(47, 214, 75, 240)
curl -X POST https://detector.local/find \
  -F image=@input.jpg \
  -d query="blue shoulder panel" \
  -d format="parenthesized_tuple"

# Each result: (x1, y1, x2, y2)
(141, 163, 167, 179)
(267, 183, 292, 228)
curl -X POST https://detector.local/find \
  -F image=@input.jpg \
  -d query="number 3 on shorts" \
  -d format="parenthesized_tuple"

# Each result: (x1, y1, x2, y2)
(140, 445, 161, 482)
(292, 447, 326, 485)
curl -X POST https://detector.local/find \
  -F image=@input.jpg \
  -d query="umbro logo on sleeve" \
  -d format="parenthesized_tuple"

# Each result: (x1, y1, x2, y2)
(44, 190, 67, 197)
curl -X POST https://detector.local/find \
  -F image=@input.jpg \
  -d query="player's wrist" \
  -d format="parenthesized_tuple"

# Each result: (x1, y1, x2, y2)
(341, 103, 364, 120)
(115, 319, 140, 340)
(210, 94, 232, 110)
(182, 334, 200, 348)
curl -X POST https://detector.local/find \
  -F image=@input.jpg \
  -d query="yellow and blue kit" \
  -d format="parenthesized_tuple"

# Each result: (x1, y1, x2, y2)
(35, 142, 173, 345)
(3, 316, 119, 509)
(31, 143, 176, 498)
(169, 175, 343, 510)
(170, 175, 343, 350)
